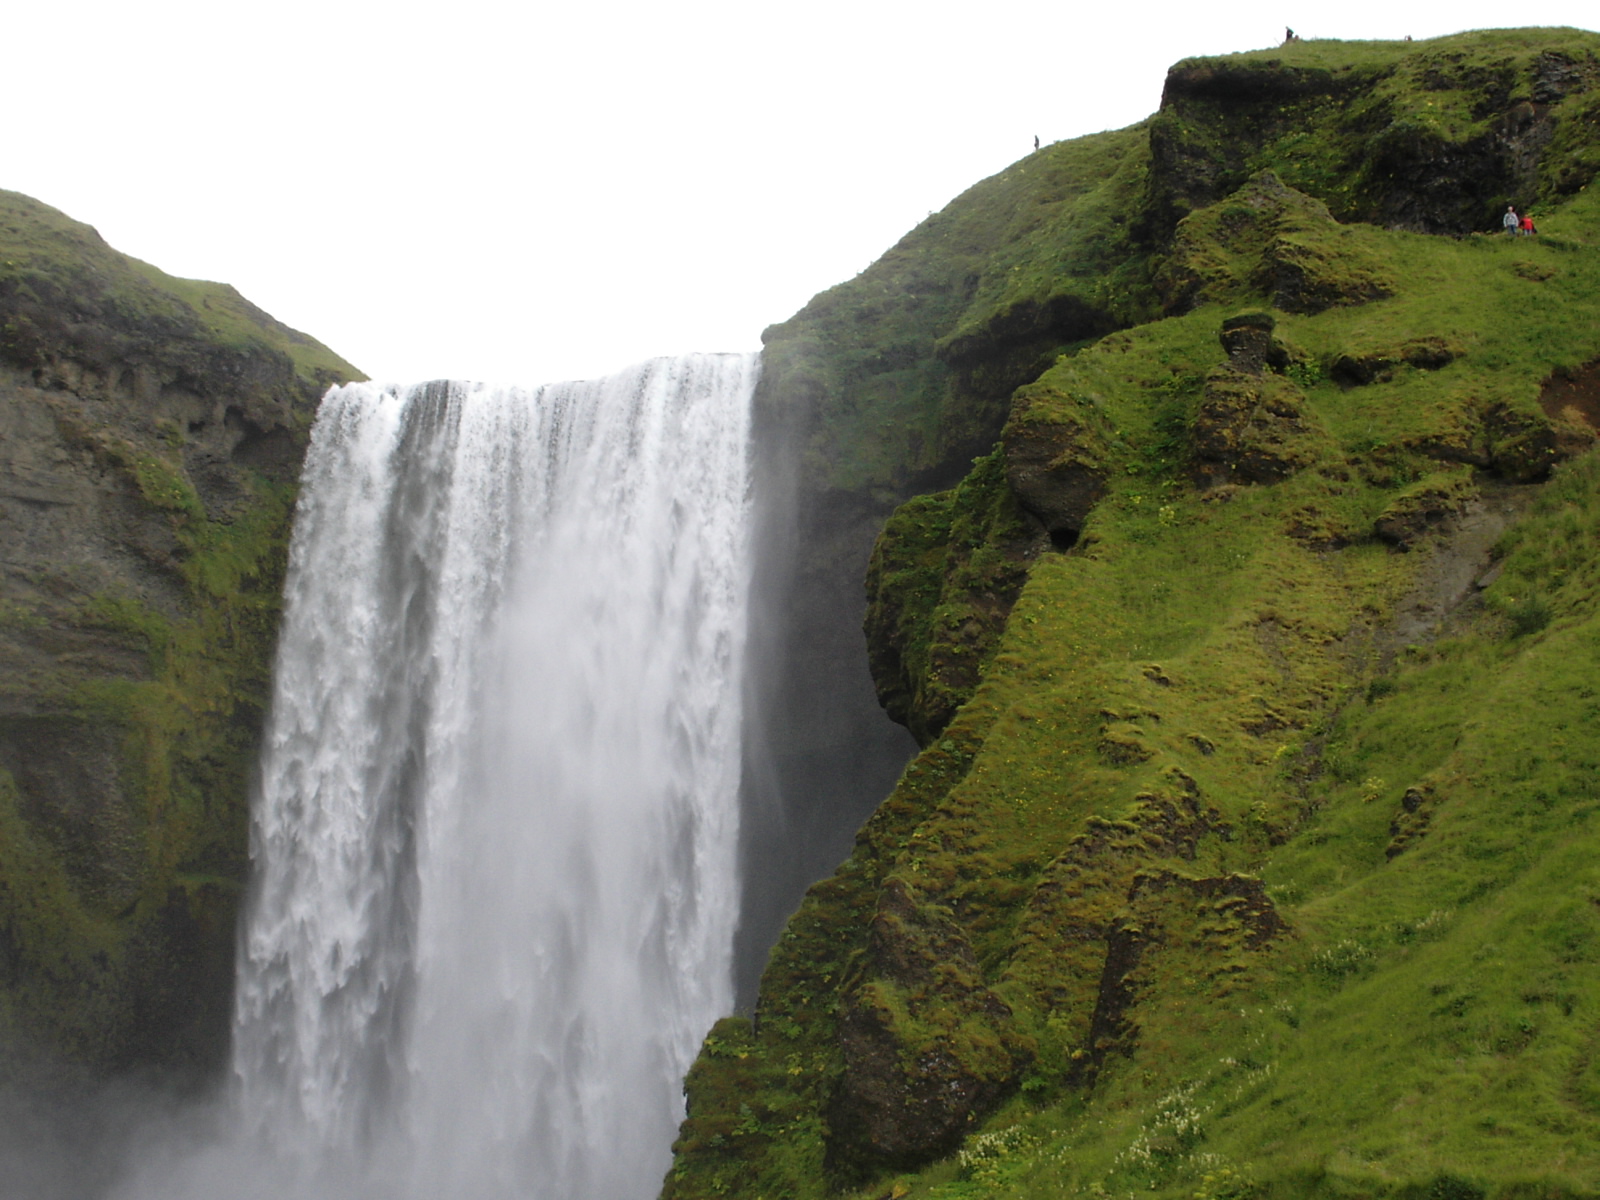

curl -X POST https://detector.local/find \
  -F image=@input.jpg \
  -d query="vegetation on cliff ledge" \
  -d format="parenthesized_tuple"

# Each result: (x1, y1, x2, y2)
(672, 28, 1600, 1200)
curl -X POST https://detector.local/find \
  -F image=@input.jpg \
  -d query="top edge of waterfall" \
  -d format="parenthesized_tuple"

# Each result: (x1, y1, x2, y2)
(331, 350, 761, 397)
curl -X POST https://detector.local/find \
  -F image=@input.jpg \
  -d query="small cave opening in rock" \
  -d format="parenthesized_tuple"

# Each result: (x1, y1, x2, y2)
(1050, 526, 1080, 551)
(225, 407, 298, 472)
(1540, 360, 1600, 431)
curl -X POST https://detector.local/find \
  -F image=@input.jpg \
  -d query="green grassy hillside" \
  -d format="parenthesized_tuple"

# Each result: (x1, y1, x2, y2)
(672, 28, 1600, 1200)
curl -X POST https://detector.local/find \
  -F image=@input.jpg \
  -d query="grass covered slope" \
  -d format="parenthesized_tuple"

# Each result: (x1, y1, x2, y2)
(0, 189, 354, 392)
(0, 190, 362, 1071)
(759, 26, 1600, 505)
(758, 122, 1151, 502)
(670, 28, 1600, 1200)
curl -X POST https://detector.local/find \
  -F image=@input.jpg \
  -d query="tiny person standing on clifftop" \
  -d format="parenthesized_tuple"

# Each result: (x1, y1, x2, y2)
(1504, 205, 1521, 234)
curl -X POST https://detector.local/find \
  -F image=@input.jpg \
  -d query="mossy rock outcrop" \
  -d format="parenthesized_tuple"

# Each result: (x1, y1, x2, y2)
(1190, 367, 1328, 486)
(737, 115, 1156, 978)
(1001, 379, 1115, 547)
(1143, 34, 1600, 237)
(863, 453, 1035, 745)
(1332, 334, 1463, 384)
(826, 876, 1034, 1176)
(1158, 172, 1395, 315)
(1373, 469, 1479, 549)
(0, 190, 361, 1073)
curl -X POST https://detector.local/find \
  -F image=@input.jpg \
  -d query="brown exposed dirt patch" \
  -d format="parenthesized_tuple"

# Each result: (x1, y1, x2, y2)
(1377, 479, 1540, 664)
(1540, 360, 1600, 429)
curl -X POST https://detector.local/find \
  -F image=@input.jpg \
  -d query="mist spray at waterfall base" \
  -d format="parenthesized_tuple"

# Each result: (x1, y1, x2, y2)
(112, 354, 757, 1200)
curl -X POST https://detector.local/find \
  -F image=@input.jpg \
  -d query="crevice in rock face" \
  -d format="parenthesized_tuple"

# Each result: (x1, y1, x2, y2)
(1078, 871, 1287, 1084)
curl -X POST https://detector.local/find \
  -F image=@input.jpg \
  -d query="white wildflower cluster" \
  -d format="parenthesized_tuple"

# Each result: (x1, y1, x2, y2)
(1223, 1060, 1276, 1103)
(1310, 937, 1373, 981)
(957, 1124, 1039, 1186)
(1414, 908, 1453, 934)
(1217, 1028, 1277, 1100)
(1114, 1081, 1212, 1170)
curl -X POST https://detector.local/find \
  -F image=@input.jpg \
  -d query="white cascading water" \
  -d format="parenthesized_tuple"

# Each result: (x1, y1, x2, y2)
(222, 353, 756, 1199)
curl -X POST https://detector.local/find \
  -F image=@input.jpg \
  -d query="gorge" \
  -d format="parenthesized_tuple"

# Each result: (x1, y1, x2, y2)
(7, 25, 1600, 1200)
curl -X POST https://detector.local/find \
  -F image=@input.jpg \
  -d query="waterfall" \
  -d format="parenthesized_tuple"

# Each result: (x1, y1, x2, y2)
(225, 353, 756, 1199)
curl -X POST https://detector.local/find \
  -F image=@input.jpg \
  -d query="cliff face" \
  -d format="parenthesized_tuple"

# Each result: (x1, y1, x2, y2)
(0, 190, 360, 1072)
(734, 119, 1152, 988)
(674, 29, 1600, 1200)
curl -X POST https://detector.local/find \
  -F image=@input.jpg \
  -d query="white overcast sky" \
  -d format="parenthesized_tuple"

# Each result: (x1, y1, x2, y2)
(6, 1, 1597, 386)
